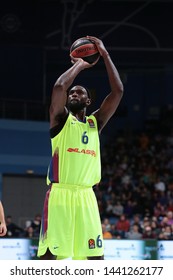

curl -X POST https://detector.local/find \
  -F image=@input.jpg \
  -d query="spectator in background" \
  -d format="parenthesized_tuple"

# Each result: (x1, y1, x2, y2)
(154, 177, 166, 193)
(158, 225, 173, 240)
(102, 218, 112, 232)
(130, 214, 143, 233)
(114, 214, 130, 238)
(141, 216, 150, 232)
(153, 202, 166, 220)
(159, 216, 169, 229)
(166, 211, 173, 225)
(167, 200, 173, 212)
(30, 214, 41, 237)
(123, 199, 135, 218)
(102, 224, 113, 239)
(112, 200, 124, 218)
(6, 215, 24, 237)
(105, 199, 114, 218)
(24, 226, 38, 238)
(138, 132, 149, 151)
(158, 191, 169, 207)
(142, 225, 157, 239)
(126, 224, 143, 240)
(150, 216, 160, 237)
(0, 201, 7, 237)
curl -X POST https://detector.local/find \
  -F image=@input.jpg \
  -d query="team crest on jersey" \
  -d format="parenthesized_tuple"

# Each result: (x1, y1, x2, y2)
(87, 119, 95, 128)
(88, 239, 95, 249)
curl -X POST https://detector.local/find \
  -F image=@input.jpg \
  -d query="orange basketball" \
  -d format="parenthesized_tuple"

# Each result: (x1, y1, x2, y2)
(70, 37, 100, 64)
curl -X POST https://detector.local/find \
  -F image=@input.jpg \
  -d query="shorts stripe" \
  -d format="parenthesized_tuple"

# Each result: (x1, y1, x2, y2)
(41, 188, 51, 239)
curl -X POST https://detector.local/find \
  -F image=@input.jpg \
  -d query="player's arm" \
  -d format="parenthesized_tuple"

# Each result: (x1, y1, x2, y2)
(87, 36, 124, 132)
(0, 201, 7, 237)
(49, 58, 92, 128)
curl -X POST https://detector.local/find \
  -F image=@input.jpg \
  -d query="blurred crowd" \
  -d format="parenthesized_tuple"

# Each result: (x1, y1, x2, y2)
(96, 127, 173, 240)
(4, 214, 41, 239)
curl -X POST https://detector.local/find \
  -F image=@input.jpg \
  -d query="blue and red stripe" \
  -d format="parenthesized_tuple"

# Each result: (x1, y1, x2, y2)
(48, 153, 59, 183)
(41, 187, 51, 239)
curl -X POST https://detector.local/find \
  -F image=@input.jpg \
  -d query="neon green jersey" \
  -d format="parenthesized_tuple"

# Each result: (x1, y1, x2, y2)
(47, 113, 101, 187)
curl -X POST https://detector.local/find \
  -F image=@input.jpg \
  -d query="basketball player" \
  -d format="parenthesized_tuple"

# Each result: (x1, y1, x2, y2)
(0, 201, 7, 236)
(37, 35, 123, 260)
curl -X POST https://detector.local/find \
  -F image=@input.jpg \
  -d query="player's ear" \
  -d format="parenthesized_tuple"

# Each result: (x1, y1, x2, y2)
(86, 98, 91, 106)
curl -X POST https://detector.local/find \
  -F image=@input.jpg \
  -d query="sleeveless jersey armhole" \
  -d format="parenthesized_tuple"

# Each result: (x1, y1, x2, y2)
(50, 113, 69, 138)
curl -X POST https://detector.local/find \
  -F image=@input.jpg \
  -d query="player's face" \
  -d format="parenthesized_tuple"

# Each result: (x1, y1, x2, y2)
(67, 86, 90, 113)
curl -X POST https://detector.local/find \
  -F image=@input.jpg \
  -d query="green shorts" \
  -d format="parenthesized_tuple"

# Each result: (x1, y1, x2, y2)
(37, 183, 104, 259)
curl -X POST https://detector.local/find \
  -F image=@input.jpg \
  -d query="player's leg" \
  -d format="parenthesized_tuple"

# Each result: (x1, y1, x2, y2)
(40, 249, 56, 260)
(37, 185, 75, 259)
(74, 188, 104, 259)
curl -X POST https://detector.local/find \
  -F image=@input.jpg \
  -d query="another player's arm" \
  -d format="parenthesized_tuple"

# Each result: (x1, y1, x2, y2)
(49, 58, 92, 128)
(88, 36, 124, 132)
(0, 201, 7, 237)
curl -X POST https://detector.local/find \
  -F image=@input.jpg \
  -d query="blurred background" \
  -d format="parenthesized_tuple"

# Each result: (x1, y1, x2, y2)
(1, 0, 173, 125)
(0, 0, 173, 259)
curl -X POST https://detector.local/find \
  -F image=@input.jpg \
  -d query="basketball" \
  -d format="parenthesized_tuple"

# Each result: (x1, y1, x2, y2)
(70, 37, 100, 64)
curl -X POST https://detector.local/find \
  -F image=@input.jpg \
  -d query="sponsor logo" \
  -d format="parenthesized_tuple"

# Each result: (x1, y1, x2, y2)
(67, 148, 96, 157)
(88, 239, 95, 249)
(87, 119, 95, 128)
